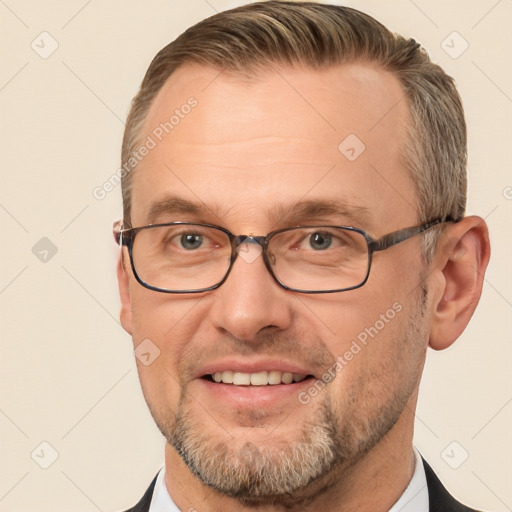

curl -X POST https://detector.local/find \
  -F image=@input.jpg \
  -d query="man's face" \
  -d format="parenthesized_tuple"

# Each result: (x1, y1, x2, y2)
(120, 62, 431, 502)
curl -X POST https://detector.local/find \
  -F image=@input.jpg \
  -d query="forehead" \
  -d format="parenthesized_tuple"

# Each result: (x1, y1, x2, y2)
(132, 62, 416, 232)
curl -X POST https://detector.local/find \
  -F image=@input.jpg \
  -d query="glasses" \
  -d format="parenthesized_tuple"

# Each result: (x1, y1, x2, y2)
(114, 218, 456, 294)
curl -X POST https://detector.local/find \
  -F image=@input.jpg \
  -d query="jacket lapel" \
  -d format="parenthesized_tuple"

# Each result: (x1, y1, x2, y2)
(123, 475, 157, 512)
(423, 458, 481, 512)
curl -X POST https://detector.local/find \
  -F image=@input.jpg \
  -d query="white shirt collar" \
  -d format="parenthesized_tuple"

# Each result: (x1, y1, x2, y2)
(388, 447, 429, 512)
(149, 447, 429, 512)
(148, 466, 180, 512)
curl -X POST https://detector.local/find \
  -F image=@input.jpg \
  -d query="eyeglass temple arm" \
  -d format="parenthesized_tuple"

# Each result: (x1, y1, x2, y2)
(370, 217, 459, 252)
(113, 220, 131, 246)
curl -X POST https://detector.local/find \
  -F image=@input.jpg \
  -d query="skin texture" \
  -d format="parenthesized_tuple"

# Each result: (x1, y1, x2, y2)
(117, 63, 490, 512)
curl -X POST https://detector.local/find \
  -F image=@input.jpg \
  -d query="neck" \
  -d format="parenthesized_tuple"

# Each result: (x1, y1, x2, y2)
(164, 396, 418, 512)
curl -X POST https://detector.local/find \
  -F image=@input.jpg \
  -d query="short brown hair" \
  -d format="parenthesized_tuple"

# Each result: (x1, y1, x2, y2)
(121, 1, 467, 260)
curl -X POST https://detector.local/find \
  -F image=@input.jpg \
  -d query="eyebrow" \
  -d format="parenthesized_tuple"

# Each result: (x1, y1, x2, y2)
(145, 195, 372, 228)
(146, 196, 207, 225)
(270, 200, 372, 227)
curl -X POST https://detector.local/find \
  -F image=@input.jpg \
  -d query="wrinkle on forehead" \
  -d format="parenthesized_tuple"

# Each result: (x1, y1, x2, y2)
(133, 62, 417, 233)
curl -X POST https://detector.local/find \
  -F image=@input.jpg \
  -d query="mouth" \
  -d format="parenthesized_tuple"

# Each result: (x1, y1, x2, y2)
(202, 370, 315, 386)
(195, 363, 319, 410)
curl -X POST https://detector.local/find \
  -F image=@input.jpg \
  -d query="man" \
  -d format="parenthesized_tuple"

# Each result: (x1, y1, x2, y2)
(114, 2, 490, 511)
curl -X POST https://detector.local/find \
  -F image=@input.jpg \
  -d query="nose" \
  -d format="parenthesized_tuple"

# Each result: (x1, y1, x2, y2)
(209, 240, 293, 341)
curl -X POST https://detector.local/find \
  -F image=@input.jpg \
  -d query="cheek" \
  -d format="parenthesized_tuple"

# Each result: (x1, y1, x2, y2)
(324, 300, 425, 417)
(314, 283, 423, 379)
(371, 245, 425, 299)
(129, 291, 209, 407)
(324, 249, 426, 357)
(130, 287, 205, 343)
(300, 285, 403, 352)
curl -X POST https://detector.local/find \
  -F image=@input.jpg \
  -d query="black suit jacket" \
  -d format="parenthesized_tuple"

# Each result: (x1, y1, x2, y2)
(124, 459, 482, 512)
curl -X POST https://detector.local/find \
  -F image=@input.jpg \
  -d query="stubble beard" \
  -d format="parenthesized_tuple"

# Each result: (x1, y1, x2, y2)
(147, 293, 428, 507)
(161, 383, 412, 508)
(169, 397, 343, 506)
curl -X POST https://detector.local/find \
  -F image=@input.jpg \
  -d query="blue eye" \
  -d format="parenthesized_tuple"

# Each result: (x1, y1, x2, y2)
(309, 232, 332, 250)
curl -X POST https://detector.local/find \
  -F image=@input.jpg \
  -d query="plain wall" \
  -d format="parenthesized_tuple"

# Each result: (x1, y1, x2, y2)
(0, 0, 510, 510)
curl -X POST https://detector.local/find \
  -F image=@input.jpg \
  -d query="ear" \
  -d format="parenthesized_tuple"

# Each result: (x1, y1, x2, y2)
(429, 216, 490, 350)
(116, 251, 133, 335)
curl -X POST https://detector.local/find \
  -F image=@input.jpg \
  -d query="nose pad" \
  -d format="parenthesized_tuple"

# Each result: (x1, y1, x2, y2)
(236, 238, 264, 265)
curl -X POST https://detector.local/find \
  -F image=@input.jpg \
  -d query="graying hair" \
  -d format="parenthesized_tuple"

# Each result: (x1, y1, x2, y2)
(121, 1, 467, 262)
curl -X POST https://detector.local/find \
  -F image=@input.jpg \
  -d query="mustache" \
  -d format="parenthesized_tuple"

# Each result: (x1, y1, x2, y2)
(179, 331, 336, 379)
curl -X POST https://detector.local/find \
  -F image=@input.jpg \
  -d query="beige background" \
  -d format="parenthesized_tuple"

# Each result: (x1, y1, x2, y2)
(0, 0, 510, 511)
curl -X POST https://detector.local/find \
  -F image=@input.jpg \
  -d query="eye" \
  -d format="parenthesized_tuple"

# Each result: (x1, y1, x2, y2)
(176, 233, 204, 250)
(306, 232, 333, 250)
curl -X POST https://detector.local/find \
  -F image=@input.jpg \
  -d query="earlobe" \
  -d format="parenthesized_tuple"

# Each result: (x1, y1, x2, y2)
(429, 216, 490, 351)
(116, 252, 133, 335)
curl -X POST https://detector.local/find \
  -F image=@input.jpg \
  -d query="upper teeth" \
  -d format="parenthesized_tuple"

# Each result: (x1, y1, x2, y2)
(212, 371, 307, 386)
